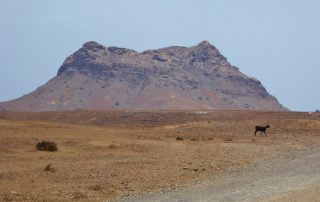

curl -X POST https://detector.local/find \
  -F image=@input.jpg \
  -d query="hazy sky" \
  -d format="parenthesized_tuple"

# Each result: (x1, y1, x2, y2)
(0, 0, 319, 111)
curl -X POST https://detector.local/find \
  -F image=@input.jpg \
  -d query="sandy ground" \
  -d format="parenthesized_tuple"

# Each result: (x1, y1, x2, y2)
(119, 146, 320, 202)
(0, 111, 319, 201)
(269, 183, 320, 202)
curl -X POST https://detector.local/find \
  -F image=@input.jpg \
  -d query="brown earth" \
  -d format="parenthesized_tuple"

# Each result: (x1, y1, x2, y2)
(0, 110, 319, 201)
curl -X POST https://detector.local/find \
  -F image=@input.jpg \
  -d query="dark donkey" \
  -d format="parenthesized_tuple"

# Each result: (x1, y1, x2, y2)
(254, 125, 270, 136)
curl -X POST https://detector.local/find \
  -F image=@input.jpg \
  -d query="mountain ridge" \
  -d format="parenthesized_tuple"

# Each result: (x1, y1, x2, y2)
(0, 41, 287, 111)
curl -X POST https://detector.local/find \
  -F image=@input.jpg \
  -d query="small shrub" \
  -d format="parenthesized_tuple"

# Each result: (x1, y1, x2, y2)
(190, 137, 199, 141)
(108, 144, 120, 149)
(44, 163, 56, 172)
(225, 137, 232, 143)
(44, 163, 51, 171)
(176, 136, 184, 141)
(36, 141, 58, 152)
(88, 184, 103, 191)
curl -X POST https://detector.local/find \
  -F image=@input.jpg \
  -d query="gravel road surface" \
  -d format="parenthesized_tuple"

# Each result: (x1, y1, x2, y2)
(117, 148, 320, 202)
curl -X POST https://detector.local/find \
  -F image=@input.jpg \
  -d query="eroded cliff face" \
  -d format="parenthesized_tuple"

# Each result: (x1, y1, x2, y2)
(0, 41, 287, 111)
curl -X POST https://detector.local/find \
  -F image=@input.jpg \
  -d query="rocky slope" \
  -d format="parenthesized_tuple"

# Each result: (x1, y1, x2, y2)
(0, 41, 286, 111)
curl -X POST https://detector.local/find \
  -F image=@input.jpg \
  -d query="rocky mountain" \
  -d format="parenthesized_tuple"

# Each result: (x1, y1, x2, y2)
(0, 41, 287, 111)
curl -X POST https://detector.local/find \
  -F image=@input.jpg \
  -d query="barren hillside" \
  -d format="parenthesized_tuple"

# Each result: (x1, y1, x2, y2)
(0, 41, 286, 111)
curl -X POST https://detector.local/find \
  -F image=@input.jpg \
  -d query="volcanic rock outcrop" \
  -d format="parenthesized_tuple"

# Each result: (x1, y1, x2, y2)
(0, 41, 286, 111)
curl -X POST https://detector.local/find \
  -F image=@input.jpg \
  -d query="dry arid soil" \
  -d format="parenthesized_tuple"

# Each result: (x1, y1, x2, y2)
(0, 110, 320, 201)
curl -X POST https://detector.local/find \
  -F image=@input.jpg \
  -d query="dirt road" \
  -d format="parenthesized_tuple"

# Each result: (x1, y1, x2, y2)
(118, 147, 320, 202)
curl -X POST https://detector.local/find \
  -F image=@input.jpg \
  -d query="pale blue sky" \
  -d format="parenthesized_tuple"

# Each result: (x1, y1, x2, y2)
(0, 0, 319, 111)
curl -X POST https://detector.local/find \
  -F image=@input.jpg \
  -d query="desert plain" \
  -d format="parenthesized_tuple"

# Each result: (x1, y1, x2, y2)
(0, 110, 320, 201)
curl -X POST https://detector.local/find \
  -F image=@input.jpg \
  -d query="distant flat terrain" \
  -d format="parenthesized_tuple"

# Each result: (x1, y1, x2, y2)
(0, 111, 319, 201)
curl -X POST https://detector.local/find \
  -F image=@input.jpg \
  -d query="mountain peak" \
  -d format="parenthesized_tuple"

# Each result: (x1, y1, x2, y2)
(197, 40, 215, 48)
(194, 40, 220, 54)
(107, 46, 137, 55)
(82, 41, 105, 50)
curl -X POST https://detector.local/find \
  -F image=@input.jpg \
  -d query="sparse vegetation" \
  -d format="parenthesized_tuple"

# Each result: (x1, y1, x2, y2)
(108, 144, 120, 149)
(44, 163, 56, 172)
(225, 137, 232, 143)
(176, 136, 184, 141)
(88, 184, 103, 192)
(36, 141, 58, 152)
